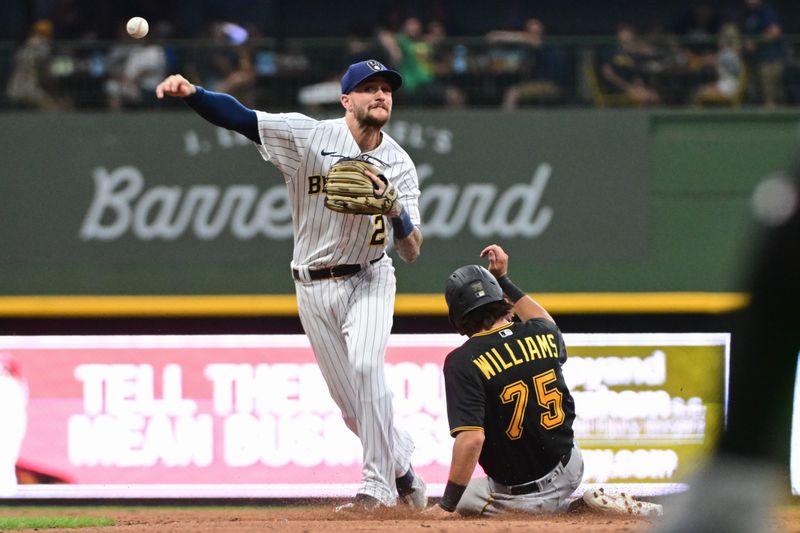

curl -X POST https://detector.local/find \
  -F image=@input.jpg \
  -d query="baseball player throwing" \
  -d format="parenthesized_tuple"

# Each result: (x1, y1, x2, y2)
(155, 60, 425, 509)
(429, 244, 583, 517)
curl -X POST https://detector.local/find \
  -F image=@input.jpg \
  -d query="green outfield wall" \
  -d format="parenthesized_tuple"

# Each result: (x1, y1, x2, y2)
(1, 110, 798, 308)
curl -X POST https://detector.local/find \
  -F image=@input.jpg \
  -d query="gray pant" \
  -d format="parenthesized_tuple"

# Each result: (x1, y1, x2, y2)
(457, 446, 584, 517)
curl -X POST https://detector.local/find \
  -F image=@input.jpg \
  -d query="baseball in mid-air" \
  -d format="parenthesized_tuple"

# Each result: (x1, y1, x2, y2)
(126, 16, 149, 39)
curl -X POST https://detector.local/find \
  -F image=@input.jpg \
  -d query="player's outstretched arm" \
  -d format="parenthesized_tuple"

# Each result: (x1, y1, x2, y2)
(480, 244, 554, 323)
(154, 74, 259, 143)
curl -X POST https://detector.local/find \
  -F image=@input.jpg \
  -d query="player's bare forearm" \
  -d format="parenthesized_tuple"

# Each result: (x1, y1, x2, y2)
(447, 430, 484, 485)
(513, 295, 555, 324)
(394, 226, 422, 263)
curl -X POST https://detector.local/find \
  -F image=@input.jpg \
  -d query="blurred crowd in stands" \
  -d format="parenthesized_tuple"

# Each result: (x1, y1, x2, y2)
(1, 0, 798, 111)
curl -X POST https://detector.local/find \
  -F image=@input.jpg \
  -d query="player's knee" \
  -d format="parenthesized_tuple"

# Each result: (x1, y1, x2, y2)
(352, 360, 385, 389)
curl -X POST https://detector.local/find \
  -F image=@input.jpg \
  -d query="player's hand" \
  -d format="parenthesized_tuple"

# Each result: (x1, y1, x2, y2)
(155, 74, 196, 99)
(365, 168, 386, 194)
(421, 503, 458, 518)
(480, 244, 508, 279)
(365, 169, 401, 217)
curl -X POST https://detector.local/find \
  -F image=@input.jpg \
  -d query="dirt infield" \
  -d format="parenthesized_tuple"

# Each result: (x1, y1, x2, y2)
(1, 504, 799, 533)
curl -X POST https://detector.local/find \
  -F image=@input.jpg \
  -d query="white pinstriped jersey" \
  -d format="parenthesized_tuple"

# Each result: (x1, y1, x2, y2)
(0, 371, 26, 495)
(254, 112, 421, 269)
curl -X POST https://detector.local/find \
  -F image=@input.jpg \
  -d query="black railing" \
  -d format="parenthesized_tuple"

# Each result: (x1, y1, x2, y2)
(1, 35, 799, 111)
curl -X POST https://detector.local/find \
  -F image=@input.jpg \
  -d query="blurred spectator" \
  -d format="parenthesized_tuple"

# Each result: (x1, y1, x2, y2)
(485, 18, 565, 109)
(378, 16, 465, 108)
(5, 19, 64, 110)
(187, 21, 256, 106)
(104, 22, 167, 110)
(741, 0, 785, 108)
(298, 29, 387, 112)
(672, 3, 721, 56)
(424, 19, 450, 70)
(600, 23, 661, 106)
(692, 24, 745, 106)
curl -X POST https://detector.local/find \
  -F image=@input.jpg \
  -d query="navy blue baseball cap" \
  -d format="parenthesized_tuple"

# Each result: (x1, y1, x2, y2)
(340, 60, 403, 94)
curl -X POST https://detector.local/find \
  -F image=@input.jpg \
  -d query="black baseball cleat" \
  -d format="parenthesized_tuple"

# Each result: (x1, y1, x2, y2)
(334, 493, 385, 513)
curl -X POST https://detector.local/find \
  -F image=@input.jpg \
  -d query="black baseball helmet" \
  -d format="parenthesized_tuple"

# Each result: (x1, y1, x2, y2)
(445, 265, 504, 334)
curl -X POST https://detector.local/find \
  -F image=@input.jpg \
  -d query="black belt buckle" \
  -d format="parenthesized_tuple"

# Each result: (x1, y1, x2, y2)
(293, 263, 361, 281)
(293, 254, 384, 282)
(329, 264, 360, 278)
(508, 481, 539, 495)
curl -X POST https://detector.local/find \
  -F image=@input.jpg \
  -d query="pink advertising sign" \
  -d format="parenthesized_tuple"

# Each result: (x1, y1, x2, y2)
(0, 333, 728, 499)
(2, 334, 456, 498)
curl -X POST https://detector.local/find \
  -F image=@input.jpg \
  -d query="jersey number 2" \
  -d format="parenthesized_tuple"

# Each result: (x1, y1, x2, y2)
(500, 368, 564, 440)
(370, 215, 386, 245)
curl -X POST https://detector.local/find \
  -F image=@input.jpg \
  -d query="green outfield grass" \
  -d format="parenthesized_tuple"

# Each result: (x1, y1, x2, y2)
(0, 516, 115, 530)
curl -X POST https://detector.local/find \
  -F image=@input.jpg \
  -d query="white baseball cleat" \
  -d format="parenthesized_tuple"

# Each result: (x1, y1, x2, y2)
(583, 487, 663, 518)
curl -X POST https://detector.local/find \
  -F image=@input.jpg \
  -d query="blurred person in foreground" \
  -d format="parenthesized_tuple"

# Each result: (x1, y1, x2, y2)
(6, 20, 63, 110)
(427, 244, 583, 516)
(654, 160, 800, 532)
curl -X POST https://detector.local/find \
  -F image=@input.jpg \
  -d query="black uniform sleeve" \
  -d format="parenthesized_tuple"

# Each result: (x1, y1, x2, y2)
(443, 353, 487, 436)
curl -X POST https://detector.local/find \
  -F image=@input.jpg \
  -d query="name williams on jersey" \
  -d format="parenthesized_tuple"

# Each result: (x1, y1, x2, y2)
(471, 332, 559, 381)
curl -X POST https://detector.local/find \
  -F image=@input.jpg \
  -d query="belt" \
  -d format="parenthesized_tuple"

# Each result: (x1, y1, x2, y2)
(292, 254, 383, 282)
(497, 449, 573, 496)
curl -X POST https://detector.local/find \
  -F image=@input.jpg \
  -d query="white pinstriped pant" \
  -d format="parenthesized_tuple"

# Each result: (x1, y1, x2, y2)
(294, 255, 415, 505)
(0, 374, 26, 496)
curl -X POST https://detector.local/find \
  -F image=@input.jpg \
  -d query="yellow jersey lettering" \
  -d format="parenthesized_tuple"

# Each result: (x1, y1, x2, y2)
(472, 355, 497, 380)
(504, 342, 523, 365)
(547, 334, 558, 357)
(536, 335, 554, 358)
(526, 336, 542, 359)
(491, 348, 513, 370)
(485, 351, 504, 373)
(516, 339, 530, 361)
